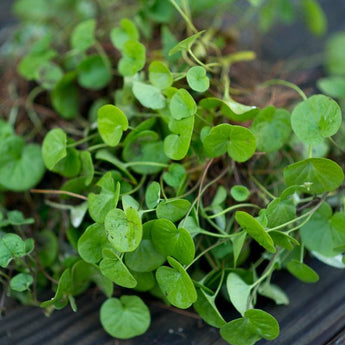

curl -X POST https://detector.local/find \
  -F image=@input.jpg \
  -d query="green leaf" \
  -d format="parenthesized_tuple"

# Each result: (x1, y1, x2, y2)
(0, 234, 26, 268)
(37, 62, 63, 90)
(10, 273, 33, 292)
(265, 197, 296, 228)
(78, 55, 111, 90)
(88, 173, 120, 223)
(156, 199, 191, 222)
(110, 18, 139, 51)
(284, 158, 344, 194)
(78, 223, 110, 263)
(104, 207, 142, 252)
(226, 273, 252, 315)
(100, 249, 137, 288)
(230, 185, 250, 202)
(186, 66, 210, 93)
(235, 211, 276, 253)
(258, 283, 289, 305)
(51, 72, 79, 119)
(119, 40, 146, 77)
(156, 256, 197, 309)
(169, 30, 205, 55)
(301, 0, 327, 37)
(163, 163, 186, 188)
(169, 89, 197, 120)
(42, 128, 67, 170)
(251, 106, 291, 152)
(100, 296, 150, 339)
(149, 61, 173, 89)
(300, 202, 345, 257)
(164, 116, 194, 160)
(325, 32, 345, 76)
(132, 81, 166, 110)
(286, 260, 319, 283)
(71, 19, 96, 51)
(51, 147, 80, 178)
(203, 124, 256, 162)
(97, 104, 128, 147)
(231, 231, 247, 266)
(0, 143, 44, 191)
(317, 76, 345, 99)
(291, 95, 342, 145)
(131, 271, 155, 291)
(145, 182, 161, 209)
(270, 231, 299, 250)
(220, 309, 279, 345)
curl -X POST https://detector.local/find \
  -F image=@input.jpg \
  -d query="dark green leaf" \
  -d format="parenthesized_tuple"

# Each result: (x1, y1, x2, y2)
(286, 260, 319, 283)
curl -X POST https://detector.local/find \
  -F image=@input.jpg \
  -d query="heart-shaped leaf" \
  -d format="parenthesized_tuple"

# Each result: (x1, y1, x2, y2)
(0, 234, 27, 268)
(149, 61, 173, 89)
(156, 199, 191, 222)
(186, 66, 209, 92)
(110, 18, 139, 51)
(42, 128, 67, 170)
(118, 40, 146, 77)
(169, 89, 197, 120)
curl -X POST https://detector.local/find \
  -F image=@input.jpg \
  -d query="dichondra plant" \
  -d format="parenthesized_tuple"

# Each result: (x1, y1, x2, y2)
(1, 1, 344, 345)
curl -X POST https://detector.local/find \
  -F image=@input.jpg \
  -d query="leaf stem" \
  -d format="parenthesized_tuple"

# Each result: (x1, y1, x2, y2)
(30, 189, 88, 201)
(207, 203, 260, 219)
(67, 133, 98, 147)
(260, 79, 308, 101)
(169, 0, 198, 34)
(249, 174, 276, 200)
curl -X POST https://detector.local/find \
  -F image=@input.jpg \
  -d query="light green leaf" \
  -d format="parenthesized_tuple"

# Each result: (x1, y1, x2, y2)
(145, 182, 161, 209)
(42, 128, 67, 170)
(169, 30, 205, 55)
(186, 66, 209, 93)
(291, 95, 342, 145)
(149, 61, 173, 89)
(258, 283, 289, 305)
(317, 76, 345, 98)
(71, 19, 96, 51)
(284, 158, 344, 194)
(104, 207, 142, 252)
(156, 256, 197, 309)
(97, 104, 128, 147)
(132, 81, 166, 110)
(163, 163, 186, 188)
(286, 260, 319, 283)
(230, 185, 250, 202)
(119, 40, 146, 77)
(235, 211, 276, 253)
(10, 273, 33, 292)
(78, 55, 111, 90)
(301, 0, 327, 37)
(156, 199, 191, 222)
(100, 249, 137, 288)
(100, 296, 150, 339)
(325, 32, 345, 76)
(169, 89, 197, 120)
(0, 234, 26, 268)
(110, 18, 139, 51)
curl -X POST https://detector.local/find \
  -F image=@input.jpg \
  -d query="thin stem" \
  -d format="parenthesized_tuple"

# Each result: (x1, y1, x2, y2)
(169, 0, 198, 33)
(87, 143, 109, 152)
(207, 203, 260, 219)
(30, 189, 88, 201)
(250, 174, 276, 200)
(67, 133, 98, 147)
(124, 161, 169, 169)
(188, 48, 212, 71)
(260, 79, 308, 101)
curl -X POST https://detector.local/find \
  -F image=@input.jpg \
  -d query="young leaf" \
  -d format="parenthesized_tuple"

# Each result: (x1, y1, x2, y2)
(71, 19, 96, 51)
(10, 273, 33, 292)
(104, 207, 142, 252)
(235, 211, 276, 253)
(156, 256, 197, 309)
(163, 163, 186, 188)
(97, 104, 128, 147)
(291, 95, 341, 145)
(169, 30, 205, 55)
(251, 106, 291, 152)
(203, 124, 256, 162)
(145, 181, 161, 209)
(42, 128, 67, 170)
(118, 40, 146, 77)
(156, 199, 191, 222)
(284, 158, 344, 194)
(230, 185, 250, 202)
(301, 0, 327, 37)
(77, 55, 111, 90)
(169, 89, 197, 120)
(148, 61, 173, 89)
(164, 116, 194, 160)
(0, 234, 26, 268)
(100, 296, 150, 339)
(77, 223, 110, 263)
(100, 249, 137, 288)
(258, 283, 289, 305)
(110, 18, 139, 51)
(132, 81, 166, 110)
(286, 260, 319, 283)
(186, 66, 210, 93)
(226, 273, 252, 316)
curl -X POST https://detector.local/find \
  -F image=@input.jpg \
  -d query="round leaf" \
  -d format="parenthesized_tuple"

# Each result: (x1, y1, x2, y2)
(97, 104, 128, 147)
(104, 207, 142, 252)
(149, 61, 172, 89)
(100, 296, 150, 339)
(220, 318, 260, 345)
(291, 95, 342, 145)
(186, 66, 210, 92)
(156, 257, 197, 309)
(10, 273, 33, 292)
(284, 158, 344, 194)
(317, 76, 345, 98)
(169, 89, 197, 120)
(42, 128, 67, 170)
(230, 185, 250, 202)
(118, 40, 146, 77)
(132, 81, 166, 110)
(78, 55, 111, 90)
